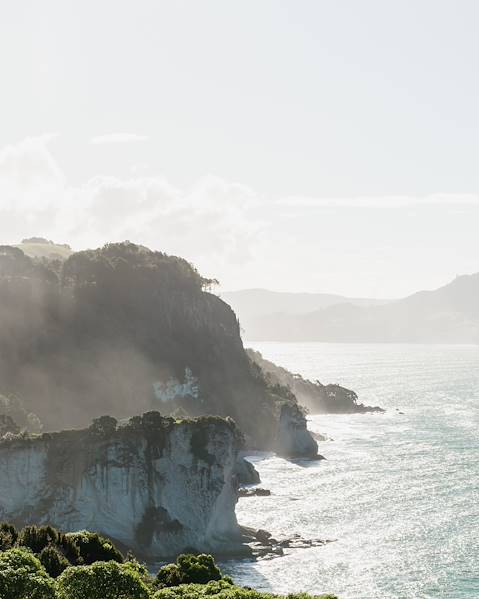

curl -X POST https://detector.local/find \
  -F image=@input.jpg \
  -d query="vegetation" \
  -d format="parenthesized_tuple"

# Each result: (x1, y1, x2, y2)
(56, 561, 151, 599)
(0, 524, 337, 598)
(0, 548, 56, 599)
(155, 554, 223, 587)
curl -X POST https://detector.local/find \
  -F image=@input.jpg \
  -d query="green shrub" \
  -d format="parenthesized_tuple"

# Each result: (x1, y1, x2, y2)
(38, 545, 70, 577)
(57, 533, 82, 565)
(156, 562, 183, 587)
(56, 560, 150, 599)
(18, 525, 59, 553)
(153, 582, 338, 599)
(0, 523, 18, 551)
(65, 530, 124, 564)
(0, 547, 56, 599)
(287, 595, 338, 599)
(156, 554, 223, 588)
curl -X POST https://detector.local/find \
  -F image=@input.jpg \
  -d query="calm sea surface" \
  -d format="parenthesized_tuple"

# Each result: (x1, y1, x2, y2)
(223, 343, 479, 599)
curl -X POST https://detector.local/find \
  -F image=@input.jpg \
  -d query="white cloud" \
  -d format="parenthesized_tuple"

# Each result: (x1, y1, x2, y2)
(1, 136, 479, 295)
(0, 137, 262, 282)
(278, 194, 479, 208)
(89, 133, 149, 144)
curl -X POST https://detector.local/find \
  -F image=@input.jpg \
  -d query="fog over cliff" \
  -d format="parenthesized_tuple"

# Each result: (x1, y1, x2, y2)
(0, 241, 317, 458)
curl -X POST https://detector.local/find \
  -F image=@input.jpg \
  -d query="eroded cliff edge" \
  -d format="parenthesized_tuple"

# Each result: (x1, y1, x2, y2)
(0, 412, 245, 559)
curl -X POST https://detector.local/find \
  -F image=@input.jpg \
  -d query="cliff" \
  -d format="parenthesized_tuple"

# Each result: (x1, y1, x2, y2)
(247, 350, 383, 414)
(0, 242, 317, 458)
(0, 413, 245, 559)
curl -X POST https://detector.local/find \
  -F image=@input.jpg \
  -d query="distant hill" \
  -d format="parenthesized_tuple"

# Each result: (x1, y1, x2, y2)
(14, 238, 73, 260)
(224, 275, 479, 343)
(221, 288, 391, 338)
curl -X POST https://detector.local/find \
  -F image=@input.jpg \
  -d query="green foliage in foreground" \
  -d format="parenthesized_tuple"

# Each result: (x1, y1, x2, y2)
(56, 561, 151, 599)
(0, 548, 56, 599)
(0, 522, 124, 577)
(156, 554, 224, 588)
(153, 580, 337, 599)
(0, 523, 338, 599)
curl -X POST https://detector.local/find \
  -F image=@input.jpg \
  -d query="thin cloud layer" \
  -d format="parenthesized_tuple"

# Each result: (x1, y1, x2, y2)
(1, 135, 479, 296)
(90, 133, 149, 144)
(279, 194, 479, 208)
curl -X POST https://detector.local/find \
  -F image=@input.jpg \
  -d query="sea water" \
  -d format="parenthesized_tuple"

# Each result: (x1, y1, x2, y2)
(223, 343, 479, 599)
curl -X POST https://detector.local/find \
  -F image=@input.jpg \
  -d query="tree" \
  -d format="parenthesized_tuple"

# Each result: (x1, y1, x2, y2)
(88, 415, 118, 437)
(56, 560, 150, 599)
(0, 548, 55, 599)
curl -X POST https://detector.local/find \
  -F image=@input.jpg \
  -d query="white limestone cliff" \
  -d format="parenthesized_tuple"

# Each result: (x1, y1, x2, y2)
(0, 413, 245, 558)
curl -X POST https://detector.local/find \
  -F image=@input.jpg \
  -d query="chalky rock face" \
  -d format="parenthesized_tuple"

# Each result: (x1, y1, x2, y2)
(0, 414, 243, 558)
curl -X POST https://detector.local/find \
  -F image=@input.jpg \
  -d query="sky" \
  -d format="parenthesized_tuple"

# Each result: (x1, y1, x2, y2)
(2, 0, 479, 297)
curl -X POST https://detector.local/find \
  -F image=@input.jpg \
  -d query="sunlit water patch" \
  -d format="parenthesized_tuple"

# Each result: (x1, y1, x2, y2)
(222, 343, 479, 599)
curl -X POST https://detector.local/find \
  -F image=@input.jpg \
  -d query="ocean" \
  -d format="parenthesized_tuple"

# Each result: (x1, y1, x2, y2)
(223, 342, 479, 599)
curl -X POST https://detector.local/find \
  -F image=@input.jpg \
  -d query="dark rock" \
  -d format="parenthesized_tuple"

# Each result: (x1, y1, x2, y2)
(234, 457, 260, 485)
(255, 529, 272, 544)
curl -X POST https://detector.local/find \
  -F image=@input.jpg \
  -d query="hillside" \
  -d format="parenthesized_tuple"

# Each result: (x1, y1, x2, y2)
(248, 349, 383, 413)
(14, 237, 73, 260)
(0, 242, 317, 457)
(233, 274, 479, 343)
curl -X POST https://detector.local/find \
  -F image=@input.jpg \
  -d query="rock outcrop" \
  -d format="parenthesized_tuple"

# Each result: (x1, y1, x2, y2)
(234, 456, 261, 485)
(0, 412, 246, 559)
(275, 402, 319, 457)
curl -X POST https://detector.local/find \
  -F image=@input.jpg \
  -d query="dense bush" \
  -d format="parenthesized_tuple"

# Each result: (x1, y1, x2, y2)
(156, 554, 223, 588)
(64, 531, 124, 565)
(0, 548, 56, 599)
(153, 581, 338, 599)
(0, 523, 123, 573)
(0, 522, 337, 598)
(0, 523, 18, 551)
(19, 525, 59, 553)
(56, 560, 151, 599)
(38, 546, 70, 578)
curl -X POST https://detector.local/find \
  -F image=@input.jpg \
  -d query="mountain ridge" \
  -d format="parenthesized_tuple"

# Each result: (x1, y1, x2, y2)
(224, 274, 479, 343)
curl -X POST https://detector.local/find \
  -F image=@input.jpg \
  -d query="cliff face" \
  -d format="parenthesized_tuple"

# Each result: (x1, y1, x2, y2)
(0, 413, 244, 558)
(0, 243, 317, 457)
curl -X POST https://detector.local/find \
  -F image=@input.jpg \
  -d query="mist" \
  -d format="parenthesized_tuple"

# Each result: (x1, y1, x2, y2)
(0, 243, 219, 432)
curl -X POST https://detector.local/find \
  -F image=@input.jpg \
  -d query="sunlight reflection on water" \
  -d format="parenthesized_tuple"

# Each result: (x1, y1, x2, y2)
(222, 343, 479, 599)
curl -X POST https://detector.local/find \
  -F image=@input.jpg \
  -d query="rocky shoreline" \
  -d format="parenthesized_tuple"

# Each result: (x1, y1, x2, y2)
(240, 526, 334, 561)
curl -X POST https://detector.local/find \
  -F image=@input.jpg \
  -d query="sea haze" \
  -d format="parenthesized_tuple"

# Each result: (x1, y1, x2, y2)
(224, 343, 479, 599)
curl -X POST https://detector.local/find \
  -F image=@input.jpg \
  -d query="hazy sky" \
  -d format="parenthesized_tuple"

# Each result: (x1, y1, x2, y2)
(2, 0, 479, 297)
